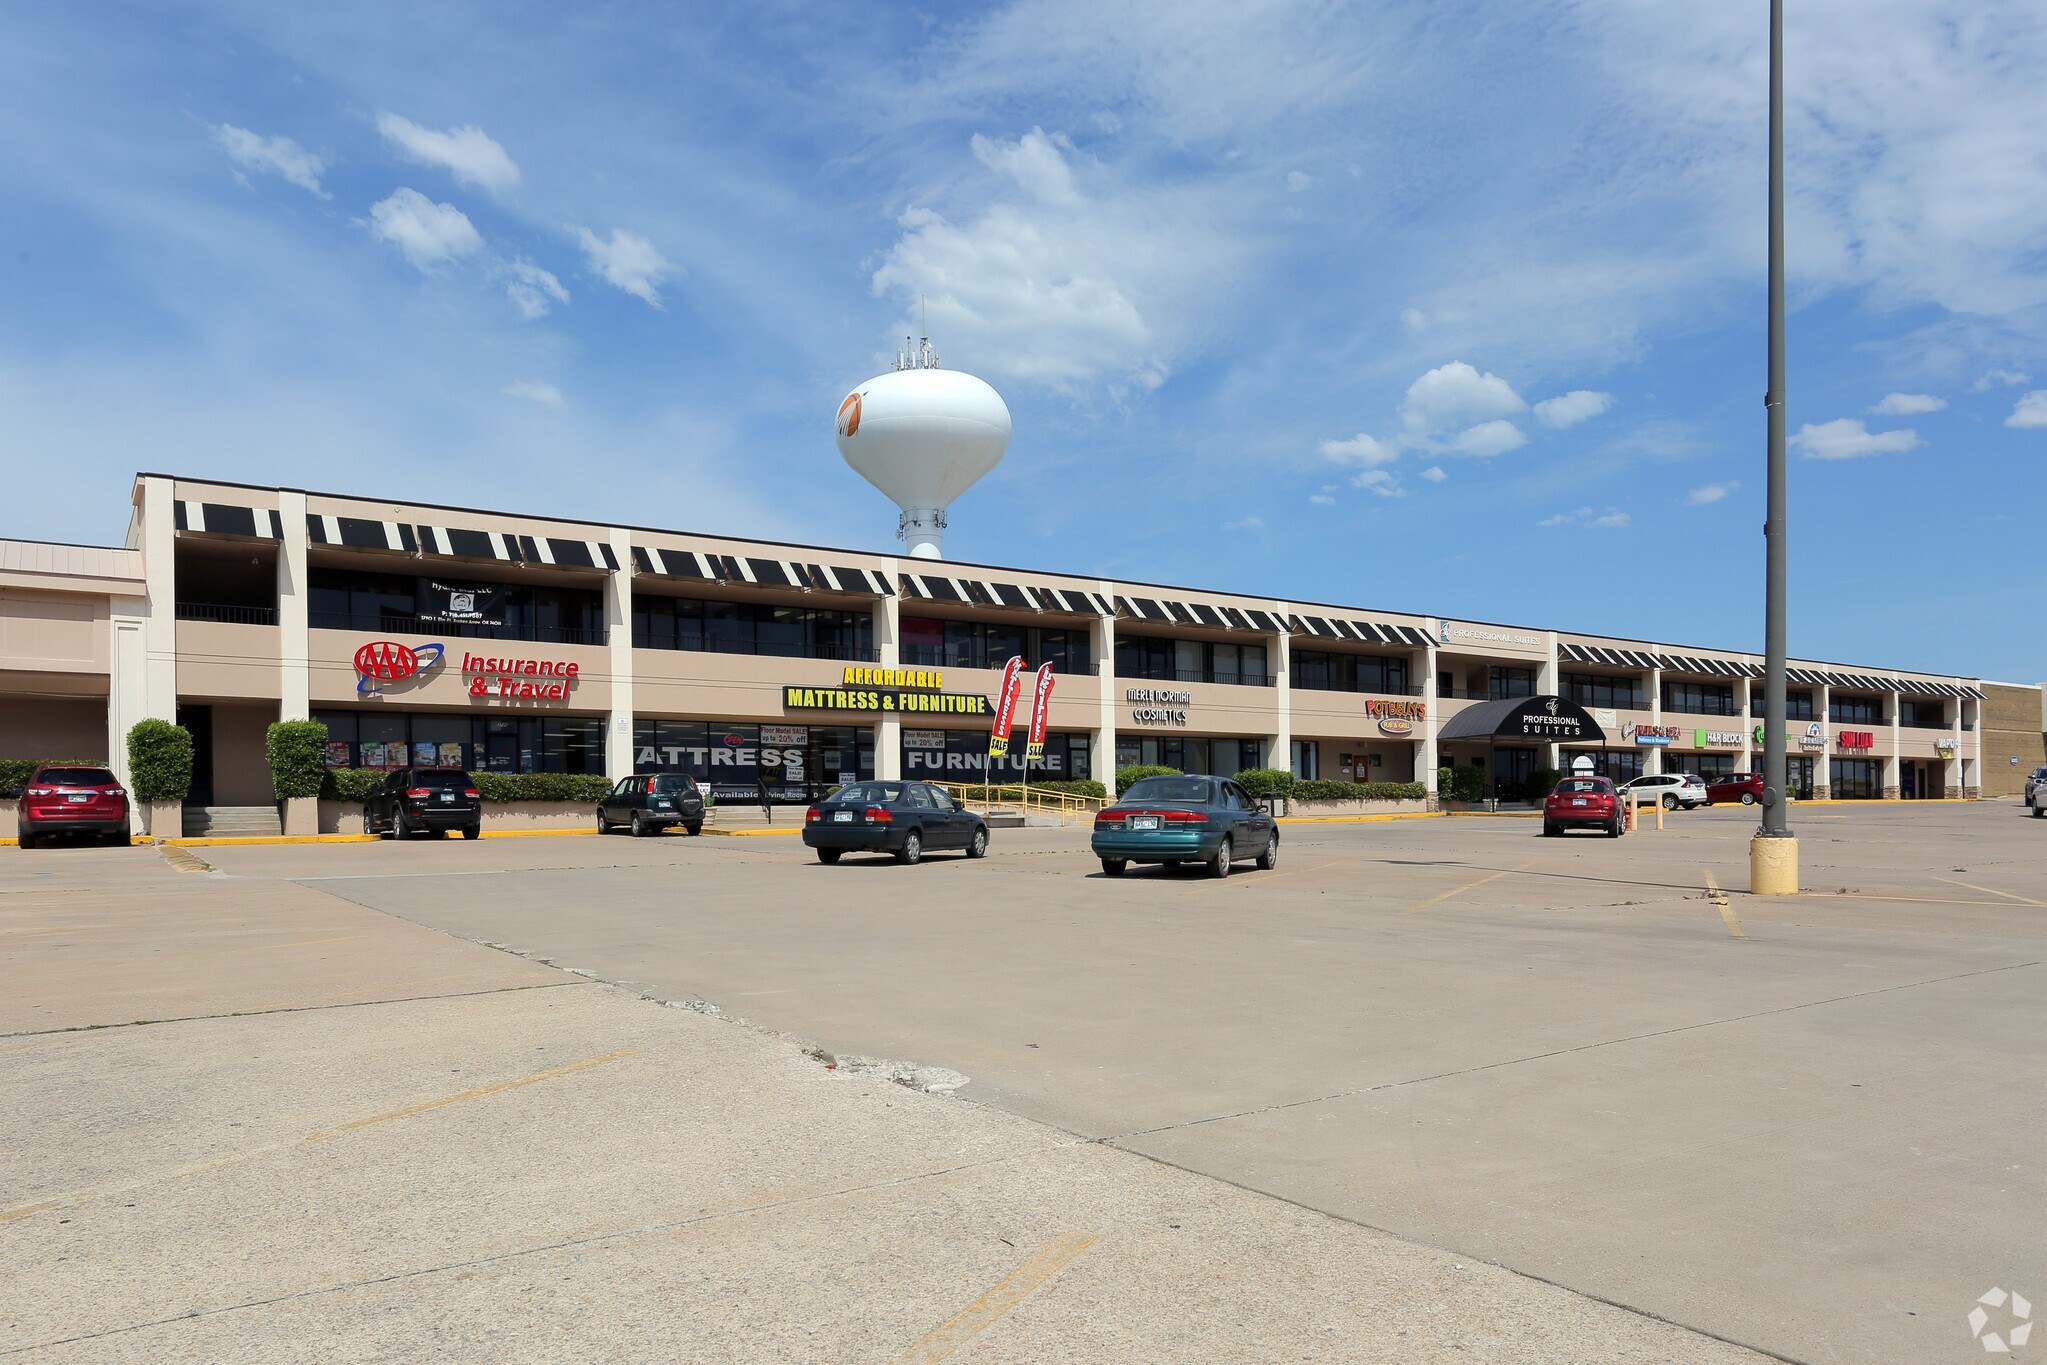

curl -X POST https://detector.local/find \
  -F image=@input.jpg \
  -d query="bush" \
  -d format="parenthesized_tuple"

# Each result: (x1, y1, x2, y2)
(1114, 764, 1180, 794)
(1449, 765, 1487, 803)
(1232, 767, 1298, 799)
(1289, 780, 1428, 803)
(1, 758, 99, 794)
(265, 721, 330, 799)
(1526, 767, 1563, 801)
(1437, 765, 1455, 797)
(125, 719, 194, 803)
(319, 768, 613, 805)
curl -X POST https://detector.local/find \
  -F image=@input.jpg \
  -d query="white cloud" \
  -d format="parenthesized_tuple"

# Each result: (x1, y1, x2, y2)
(1286, 170, 1312, 193)
(1418, 466, 1447, 483)
(1399, 361, 1525, 433)
(1540, 505, 1630, 529)
(1533, 389, 1614, 428)
(1452, 419, 1527, 457)
(1974, 369, 2032, 391)
(2007, 390, 2047, 429)
(1223, 515, 1265, 531)
(502, 380, 566, 409)
(376, 113, 521, 194)
(1869, 392, 1945, 416)
(971, 126, 1082, 207)
(502, 259, 569, 319)
(1318, 432, 1395, 465)
(367, 188, 483, 270)
(1792, 417, 1922, 460)
(1399, 307, 1427, 333)
(1351, 469, 1403, 497)
(1308, 492, 1336, 506)
(212, 125, 328, 198)
(1685, 480, 1739, 506)
(577, 227, 676, 308)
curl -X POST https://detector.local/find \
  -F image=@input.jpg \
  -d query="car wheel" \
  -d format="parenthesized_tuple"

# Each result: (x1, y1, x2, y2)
(1740, 792, 1757, 806)
(394, 811, 412, 840)
(1206, 836, 1232, 879)
(896, 830, 923, 865)
(1608, 814, 1623, 838)
(685, 823, 703, 836)
(818, 848, 842, 864)
(112, 823, 131, 846)
(597, 810, 612, 834)
(1542, 821, 1558, 837)
(966, 827, 988, 859)
(630, 811, 649, 837)
(1256, 831, 1278, 871)
(2032, 805, 2042, 818)
(16, 827, 33, 850)
(1662, 794, 1678, 810)
(462, 824, 481, 840)
(1100, 858, 1127, 877)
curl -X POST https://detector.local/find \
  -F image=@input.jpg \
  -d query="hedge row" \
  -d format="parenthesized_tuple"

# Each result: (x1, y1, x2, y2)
(320, 768, 615, 805)
(0, 759, 93, 792)
(1114, 764, 1181, 792)
(1288, 780, 1428, 802)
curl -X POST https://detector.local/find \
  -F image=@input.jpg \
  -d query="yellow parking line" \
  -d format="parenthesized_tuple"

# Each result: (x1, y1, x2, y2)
(1402, 864, 1527, 915)
(1931, 875, 2045, 908)
(0, 1046, 637, 1223)
(893, 1231, 1097, 1363)
(1704, 870, 1746, 939)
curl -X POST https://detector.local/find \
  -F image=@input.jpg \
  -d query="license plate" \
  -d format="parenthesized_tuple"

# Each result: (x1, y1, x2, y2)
(834, 811, 853, 823)
(67, 794, 90, 803)
(652, 798, 670, 808)
(1131, 816, 1159, 830)
(1571, 798, 1586, 807)
(439, 792, 454, 803)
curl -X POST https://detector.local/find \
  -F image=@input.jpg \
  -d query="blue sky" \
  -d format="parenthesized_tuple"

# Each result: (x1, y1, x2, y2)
(2, 1, 2043, 681)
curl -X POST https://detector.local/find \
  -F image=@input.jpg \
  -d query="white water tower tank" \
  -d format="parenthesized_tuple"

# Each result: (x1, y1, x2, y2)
(835, 337, 1011, 559)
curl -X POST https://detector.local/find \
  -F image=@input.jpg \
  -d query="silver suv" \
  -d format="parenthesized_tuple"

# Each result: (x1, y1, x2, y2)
(2027, 766, 2047, 803)
(1620, 772, 1709, 810)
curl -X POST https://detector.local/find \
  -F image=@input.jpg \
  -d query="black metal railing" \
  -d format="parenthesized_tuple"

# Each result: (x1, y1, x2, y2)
(310, 612, 606, 646)
(176, 602, 279, 625)
(632, 635, 878, 663)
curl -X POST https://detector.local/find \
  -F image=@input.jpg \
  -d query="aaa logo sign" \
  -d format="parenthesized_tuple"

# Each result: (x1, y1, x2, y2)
(353, 640, 445, 695)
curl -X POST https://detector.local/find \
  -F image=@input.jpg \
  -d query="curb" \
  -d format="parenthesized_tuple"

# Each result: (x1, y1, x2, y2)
(1276, 812, 1445, 825)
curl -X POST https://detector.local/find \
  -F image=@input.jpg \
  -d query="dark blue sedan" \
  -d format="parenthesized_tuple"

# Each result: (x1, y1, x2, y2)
(1090, 774, 1278, 878)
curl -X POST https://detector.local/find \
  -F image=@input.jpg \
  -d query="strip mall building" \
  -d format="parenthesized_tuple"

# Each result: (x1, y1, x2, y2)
(3, 475, 2040, 808)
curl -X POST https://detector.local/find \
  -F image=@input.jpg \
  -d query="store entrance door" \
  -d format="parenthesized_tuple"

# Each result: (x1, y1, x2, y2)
(1901, 764, 1917, 799)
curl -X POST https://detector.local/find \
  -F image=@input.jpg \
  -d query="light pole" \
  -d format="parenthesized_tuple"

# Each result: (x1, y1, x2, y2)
(1752, 0, 1799, 894)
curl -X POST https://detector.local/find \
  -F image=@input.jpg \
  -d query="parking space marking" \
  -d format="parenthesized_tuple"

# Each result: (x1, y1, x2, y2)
(0, 1045, 638, 1223)
(1402, 863, 1529, 915)
(1931, 875, 2045, 908)
(1703, 871, 1746, 939)
(892, 1231, 1097, 1363)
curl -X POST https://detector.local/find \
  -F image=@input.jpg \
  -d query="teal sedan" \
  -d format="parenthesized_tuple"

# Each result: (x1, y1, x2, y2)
(1091, 774, 1278, 879)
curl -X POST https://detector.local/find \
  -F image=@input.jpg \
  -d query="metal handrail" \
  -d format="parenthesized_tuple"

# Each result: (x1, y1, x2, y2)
(176, 602, 279, 625)
(931, 780, 1109, 825)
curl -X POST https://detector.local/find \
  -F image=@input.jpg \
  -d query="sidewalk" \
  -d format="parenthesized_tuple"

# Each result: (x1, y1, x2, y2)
(0, 847, 1770, 1363)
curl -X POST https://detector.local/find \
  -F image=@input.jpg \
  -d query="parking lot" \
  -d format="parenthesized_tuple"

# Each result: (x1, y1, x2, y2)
(5, 801, 2041, 1363)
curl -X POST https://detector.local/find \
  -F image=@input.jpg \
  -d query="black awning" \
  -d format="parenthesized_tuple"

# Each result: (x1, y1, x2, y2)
(1437, 695, 1608, 745)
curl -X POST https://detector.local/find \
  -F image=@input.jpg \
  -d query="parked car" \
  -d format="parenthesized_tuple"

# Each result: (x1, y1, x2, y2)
(13, 764, 130, 848)
(598, 773, 705, 836)
(803, 780, 988, 865)
(1705, 772, 1765, 806)
(363, 768, 482, 839)
(1620, 773, 1708, 810)
(2026, 766, 2047, 803)
(1543, 775, 1628, 837)
(2030, 781, 2045, 818)
(1090, 774, 1278, 879)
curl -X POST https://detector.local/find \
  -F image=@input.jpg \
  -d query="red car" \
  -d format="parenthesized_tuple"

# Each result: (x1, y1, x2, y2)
(14, 764, 131, 849)
(1543, 776, 1629, 837)
(1705, 772, 1765, 806)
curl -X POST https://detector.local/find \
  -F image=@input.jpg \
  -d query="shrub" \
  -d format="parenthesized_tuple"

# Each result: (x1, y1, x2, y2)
(265, 721, 331, 799)
(1290, 780, 1427, 803)
(1114, 764, 1179, 794)
(1232, 767, 1298, 799)
(1, 758, 99, 794)
(125, 719, 194, 803)
(1437, 765, 1455, 797)
(1526, 767, 1563, 801)
(319, 768, 613, 804)
(1450, 765, 1487, 803)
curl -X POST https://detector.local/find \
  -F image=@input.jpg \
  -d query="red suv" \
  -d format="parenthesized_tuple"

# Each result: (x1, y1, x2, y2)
(1705, 772, 1765, 806)
(14, 765, 131, 848)
(1543, 776, 1629, 838)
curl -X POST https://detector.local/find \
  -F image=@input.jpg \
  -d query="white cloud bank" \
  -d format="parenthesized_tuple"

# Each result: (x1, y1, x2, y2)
(376, 114, 521, 194)
(1540, 506, 1630, 529)
(212, 125, 328, 197)
(502, 259, 569, 319)
(1533, 390, 1613, 428)
(1869, 393, 1944, 416)
(1452, 419, 1526, 457)
(1319, 432, 1395, 465)
(1792, 418, 1922, 460)
(577, 228, 676, 308)
(367, 188, 482, 269)
(2008, 390, 2047, 429)
(1399, 361, 1525, 433)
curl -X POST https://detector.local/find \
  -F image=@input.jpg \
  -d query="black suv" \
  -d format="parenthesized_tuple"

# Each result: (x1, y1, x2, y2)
(598, 773, 706, 836)
(364, 768, 483, 840)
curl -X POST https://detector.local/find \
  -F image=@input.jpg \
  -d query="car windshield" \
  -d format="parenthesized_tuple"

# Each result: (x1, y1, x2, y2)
(37, 767, 117, 786)
(835, 783, 905, 805)
(1556, 779, 1607, 794)
(650, 775, 697, 794)
(411, 770, 473, 789)
(1122, 776, 1212, 804)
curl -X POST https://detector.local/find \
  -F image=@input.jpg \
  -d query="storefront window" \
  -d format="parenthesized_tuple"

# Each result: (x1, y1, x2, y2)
(1115, 636, 1267, 685)
(1489, 667, 1535, 700)
(632, 595, 874, 661)
(309, 568, 604, 645)
(1662, 681, 1737, 716)
(312, 711, 605, 774)
(900, 729, 1090, 782)
(1115, 736, 1265, 776)
(1292, 650, 1410, 695)
(1899, 699, 1945, 728)
(1664, 753, 1736, 780)
(1829, 695, 1883, 724)
(1564, 672, 1644, 710)
(633, 720, 874, 802)
(1829, 757, 1880, 799)
(900, 618, 1092, 673)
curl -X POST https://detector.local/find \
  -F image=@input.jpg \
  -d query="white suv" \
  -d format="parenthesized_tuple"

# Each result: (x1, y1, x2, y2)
(2026, 766, 2047, 803)
(1620, 773, 1708, 810)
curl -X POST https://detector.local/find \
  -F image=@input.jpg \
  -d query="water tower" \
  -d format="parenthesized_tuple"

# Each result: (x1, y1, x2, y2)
(834, 333, 1011, 559)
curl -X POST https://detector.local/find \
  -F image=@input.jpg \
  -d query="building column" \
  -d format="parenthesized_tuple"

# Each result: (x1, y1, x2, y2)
(1647, 666, 1664, 776)
(1958, 690, 1975, 798)
(107, 602, 148, 786)
(1540, 631, 1560, 772)
(1883, 690, 1902, 799)
(874, 589, 902, 780)
(1268, 615, 1291, 774)
(277, 490, 310, 722)
(137, 476, 179, 724)
(1093, 606, 1116, 794)
(1738, 673, 1755, 772)
(1420, 633, 1440, 792)
(1815, 684, 1832, 797)
(604, 528, 635, 782)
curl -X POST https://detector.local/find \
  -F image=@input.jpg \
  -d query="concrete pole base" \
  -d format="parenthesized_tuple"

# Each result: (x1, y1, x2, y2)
(1749, 835, 1799, 896)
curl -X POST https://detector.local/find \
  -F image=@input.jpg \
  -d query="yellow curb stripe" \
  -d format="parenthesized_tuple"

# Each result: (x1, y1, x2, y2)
(1276, 811, 1444, 824)
(1403, 864, 1527, 915)
(1704, 870, 1746, 939)
(0, 1046, 637, 1224)
(893, 1232, 1098, 1364)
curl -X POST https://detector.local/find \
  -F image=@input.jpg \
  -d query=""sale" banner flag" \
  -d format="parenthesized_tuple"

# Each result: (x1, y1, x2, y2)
(1026, 662, 1056, 760)
(988, 656, 1025, 756)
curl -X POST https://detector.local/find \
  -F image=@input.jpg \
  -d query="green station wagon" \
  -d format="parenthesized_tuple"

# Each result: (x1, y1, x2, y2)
(598, 773, 706, 836)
